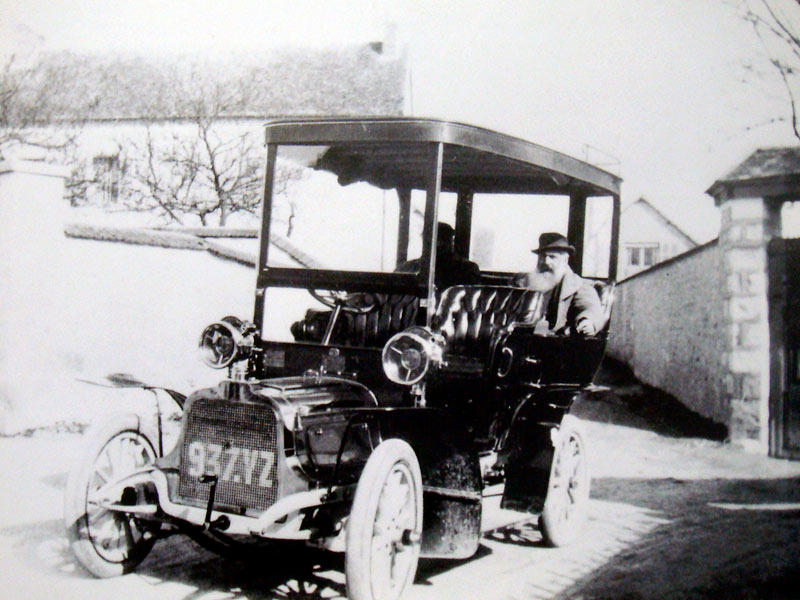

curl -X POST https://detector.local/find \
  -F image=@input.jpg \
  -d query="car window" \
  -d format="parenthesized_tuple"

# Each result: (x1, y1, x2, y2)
(269, 145, 424, 273)
(470, 193, 569, 272)
(469, 193, 613, 278)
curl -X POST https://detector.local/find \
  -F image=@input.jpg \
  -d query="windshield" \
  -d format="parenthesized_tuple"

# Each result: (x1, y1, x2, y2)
(267, 144, 425, 273)
(257, 141, 616, 344)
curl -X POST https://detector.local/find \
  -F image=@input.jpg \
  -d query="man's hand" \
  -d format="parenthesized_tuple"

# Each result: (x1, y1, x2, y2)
(575, 319, 596, 336)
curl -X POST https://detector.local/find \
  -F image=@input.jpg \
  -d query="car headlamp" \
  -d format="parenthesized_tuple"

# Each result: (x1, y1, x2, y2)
(381, 326, 445, 385)
(198, 316, 256, 369)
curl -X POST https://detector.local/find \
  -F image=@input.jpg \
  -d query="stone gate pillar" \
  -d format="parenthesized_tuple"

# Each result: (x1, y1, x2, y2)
(707, 147, 799, 454)
(718, 197, 781, 452)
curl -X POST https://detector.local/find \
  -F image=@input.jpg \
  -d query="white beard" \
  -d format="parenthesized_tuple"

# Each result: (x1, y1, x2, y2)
(526, 267, 560, 292)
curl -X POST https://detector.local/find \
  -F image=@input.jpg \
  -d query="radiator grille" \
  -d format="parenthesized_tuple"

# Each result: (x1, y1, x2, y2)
(178, 399, 279, 511)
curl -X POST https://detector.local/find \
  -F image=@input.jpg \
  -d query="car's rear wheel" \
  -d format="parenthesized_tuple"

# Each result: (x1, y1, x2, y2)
(64, 414, 160, 577)
(345, 439, 423, 600)
(539, 415, 590, 547)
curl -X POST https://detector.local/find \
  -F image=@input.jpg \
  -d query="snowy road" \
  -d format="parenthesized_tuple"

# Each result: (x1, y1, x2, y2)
(3, 394, 800, 600)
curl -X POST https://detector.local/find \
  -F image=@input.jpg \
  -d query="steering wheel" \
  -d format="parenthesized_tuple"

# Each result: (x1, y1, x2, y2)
(309, 289, 376, 314)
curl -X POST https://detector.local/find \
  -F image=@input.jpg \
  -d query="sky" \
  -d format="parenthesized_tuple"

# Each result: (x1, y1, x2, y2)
(2, 0, 798, 242)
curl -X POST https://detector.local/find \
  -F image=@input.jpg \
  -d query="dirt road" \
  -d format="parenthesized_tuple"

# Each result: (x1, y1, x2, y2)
(2, 373, 800, 600)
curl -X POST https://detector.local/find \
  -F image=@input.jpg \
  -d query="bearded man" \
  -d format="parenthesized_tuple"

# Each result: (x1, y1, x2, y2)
(516, 232, 605, 336)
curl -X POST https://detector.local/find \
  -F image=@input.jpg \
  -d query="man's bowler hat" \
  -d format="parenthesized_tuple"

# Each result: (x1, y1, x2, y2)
(532, 232, 574, 254)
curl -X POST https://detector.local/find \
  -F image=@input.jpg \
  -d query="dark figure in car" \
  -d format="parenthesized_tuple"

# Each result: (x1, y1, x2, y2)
(397, 222, 481, 290)
(516, 232, 604, 336)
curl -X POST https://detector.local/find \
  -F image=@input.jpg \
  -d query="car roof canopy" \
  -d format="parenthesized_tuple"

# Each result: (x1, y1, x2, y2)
(264, 117, 621, 196)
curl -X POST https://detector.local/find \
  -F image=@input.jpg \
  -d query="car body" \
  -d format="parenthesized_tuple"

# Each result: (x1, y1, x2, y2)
(65, 117, 621, 600)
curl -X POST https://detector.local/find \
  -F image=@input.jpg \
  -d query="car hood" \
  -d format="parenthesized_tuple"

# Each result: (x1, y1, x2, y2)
(250, 375, 378, 426)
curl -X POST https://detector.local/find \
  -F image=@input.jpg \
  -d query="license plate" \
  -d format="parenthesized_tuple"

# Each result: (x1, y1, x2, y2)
(185, 441, 275, 488)
(178, 399, 280, 511)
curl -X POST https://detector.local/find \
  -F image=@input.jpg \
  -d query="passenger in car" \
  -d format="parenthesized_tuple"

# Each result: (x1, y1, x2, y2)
(516, 232, 604, 336)
(397, 222, 481, 290)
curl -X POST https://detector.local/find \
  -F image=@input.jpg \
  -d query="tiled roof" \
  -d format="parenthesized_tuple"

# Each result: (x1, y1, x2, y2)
(719, 147, 800, 182)
(706, 146, 800, 202)
(22, 46, 407, 122)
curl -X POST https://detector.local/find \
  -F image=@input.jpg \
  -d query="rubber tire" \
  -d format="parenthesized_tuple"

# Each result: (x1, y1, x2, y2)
(539, 415, 591, 547)
(345, 439, 423, 600)
(64, 413, 159, 578)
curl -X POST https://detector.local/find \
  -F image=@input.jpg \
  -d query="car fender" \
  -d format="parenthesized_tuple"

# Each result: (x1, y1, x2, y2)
(371, 408, 482, 559)
(500, 395, 581, 514)
(76, 374, 186, 455)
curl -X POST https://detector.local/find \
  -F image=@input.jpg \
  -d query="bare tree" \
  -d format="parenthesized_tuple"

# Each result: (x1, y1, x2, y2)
(119, 127, 198, 224)
(103, 68, 258, 226)
(109, 65, 303, 228)
(118, 120, 302, 229)
(192, 116, 261, 226)
(738, 0, 800, 141)
(0, 54, 80, 160)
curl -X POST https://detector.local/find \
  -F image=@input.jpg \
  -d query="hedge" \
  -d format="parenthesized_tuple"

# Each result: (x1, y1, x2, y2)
(64, 223, 206, 250)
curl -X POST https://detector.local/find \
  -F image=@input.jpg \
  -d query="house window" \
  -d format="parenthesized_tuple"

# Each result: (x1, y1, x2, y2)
(626, 244, 659, 268)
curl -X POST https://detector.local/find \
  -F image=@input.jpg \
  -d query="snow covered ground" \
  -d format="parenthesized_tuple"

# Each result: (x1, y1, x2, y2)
(3, 206, 259, 432)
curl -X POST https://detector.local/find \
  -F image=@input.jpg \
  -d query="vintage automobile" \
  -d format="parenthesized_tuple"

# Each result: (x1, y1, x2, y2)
(64, 117, 621, 600)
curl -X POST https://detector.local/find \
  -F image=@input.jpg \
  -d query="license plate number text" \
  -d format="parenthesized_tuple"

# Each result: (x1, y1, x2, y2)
(186, 441, 275, 487)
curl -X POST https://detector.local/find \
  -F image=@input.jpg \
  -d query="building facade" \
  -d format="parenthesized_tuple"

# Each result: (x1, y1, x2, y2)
(618, 197, 697, 280)
(5, 42, 410, 225)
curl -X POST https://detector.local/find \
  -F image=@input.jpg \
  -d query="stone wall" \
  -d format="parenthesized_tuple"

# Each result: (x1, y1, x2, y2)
(611, 147, 796, 454)
(608, 241, 729, 424)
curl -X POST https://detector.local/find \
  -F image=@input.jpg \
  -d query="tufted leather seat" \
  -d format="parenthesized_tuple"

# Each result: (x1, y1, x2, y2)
(432, 286, 543, 366)
(291, 282, 613, 355)
(593, 280, 615, 335)
(291, 293, 421, 348)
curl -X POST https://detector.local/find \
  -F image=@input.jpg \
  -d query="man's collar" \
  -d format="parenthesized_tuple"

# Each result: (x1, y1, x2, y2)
(559, 266, 582, 298)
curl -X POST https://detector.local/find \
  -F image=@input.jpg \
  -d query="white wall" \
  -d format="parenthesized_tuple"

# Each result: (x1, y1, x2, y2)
(0, 161, 70, 432)
(0, 160, 259, 434)
(71, 119, 264, 157)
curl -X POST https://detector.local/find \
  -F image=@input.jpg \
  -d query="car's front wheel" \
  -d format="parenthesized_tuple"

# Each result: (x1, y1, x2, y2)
(64, 413, 160, 577)
(345, 439, 423, 600)
(539, 415, 591, 547)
